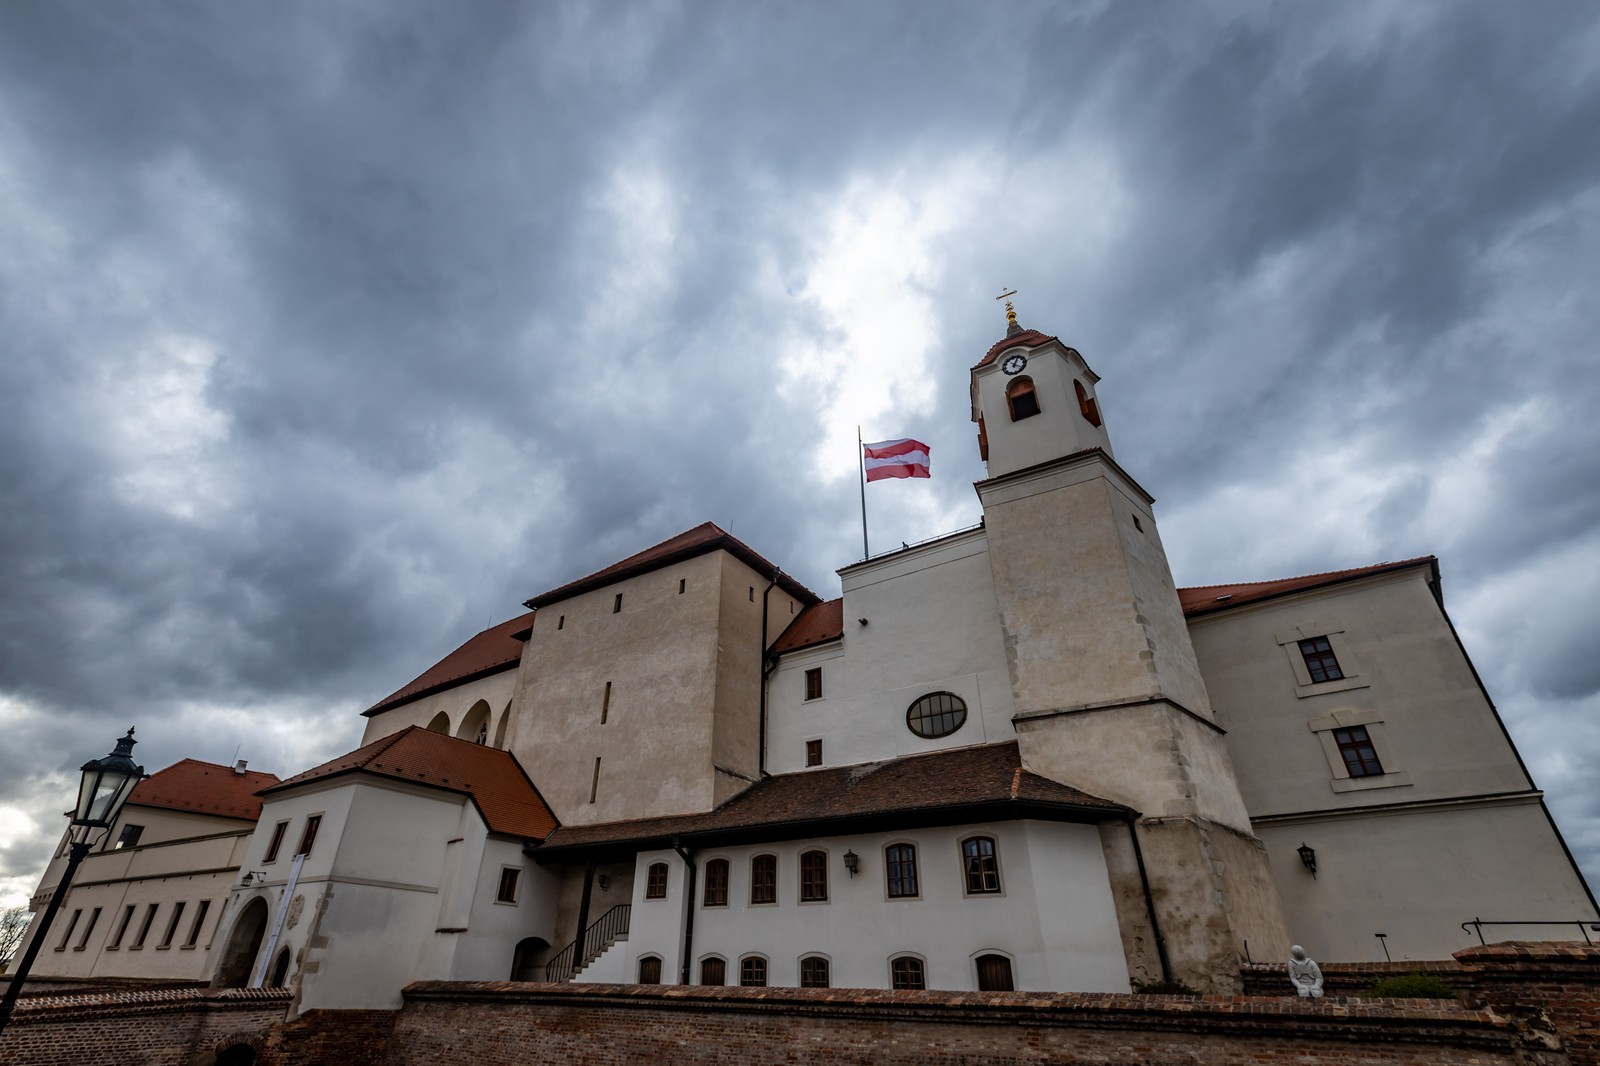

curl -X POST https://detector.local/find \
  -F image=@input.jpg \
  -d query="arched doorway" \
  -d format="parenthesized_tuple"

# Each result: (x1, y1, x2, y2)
(214, 897, 270, 988)
(214, 1044, 257, 1066)
(269, 946, 293, 987)
(511, 936, 549, 981)
(456, 700, 491, 744)
(426, 711, 450, 734)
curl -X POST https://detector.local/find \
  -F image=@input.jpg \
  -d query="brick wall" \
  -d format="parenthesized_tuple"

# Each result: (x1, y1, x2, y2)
(260, 1009, 395, 1066)
(1456, 942, 1599, 1066)
(0, 986, 290, 1066)
(384, 981, 1520, 1065)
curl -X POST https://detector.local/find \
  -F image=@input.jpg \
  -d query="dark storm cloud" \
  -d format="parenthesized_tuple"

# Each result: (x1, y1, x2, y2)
(2, 0, 1598, 897)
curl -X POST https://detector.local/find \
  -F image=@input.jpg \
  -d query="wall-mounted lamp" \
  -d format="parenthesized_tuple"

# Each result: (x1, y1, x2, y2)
(843, 850, 859, 878)
(1296, 843, 1317, 879)
(241, 870, 267, 887)
(597, 874, 610, 891)
(857, 618, 869, 626)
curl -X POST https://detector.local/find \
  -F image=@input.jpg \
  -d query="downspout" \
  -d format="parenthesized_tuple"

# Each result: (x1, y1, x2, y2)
(758, 569, 780, 777)
(1125, 815, 1173, 986)
(672, 839, 697, 985)
(572, 858, 597, 969)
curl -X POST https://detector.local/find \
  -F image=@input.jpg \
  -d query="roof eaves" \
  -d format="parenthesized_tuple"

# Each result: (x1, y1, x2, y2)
(1184, 557, 1437, 619)
(362, 658, 522, 717)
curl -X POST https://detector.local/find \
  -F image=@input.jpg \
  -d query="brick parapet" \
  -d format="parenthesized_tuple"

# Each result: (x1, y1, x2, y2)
(1241, 959, 1465, 997)
(0, 986, 290, 1066)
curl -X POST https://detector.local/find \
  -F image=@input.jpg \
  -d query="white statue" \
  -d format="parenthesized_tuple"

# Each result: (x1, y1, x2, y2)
(1288, 945, 1323, 998)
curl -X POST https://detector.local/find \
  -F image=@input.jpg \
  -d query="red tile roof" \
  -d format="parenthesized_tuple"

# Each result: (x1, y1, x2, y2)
(524, 522, 819, 609)
(973, 329, 1063, 370)
(770, 598, 843, 655)
(1178, 557, 1438, 618)
(261, 726, 558, 840)
(365, 612, 534, 716)
(128, 759, 281, 822)
(536, 742, 1127, 854)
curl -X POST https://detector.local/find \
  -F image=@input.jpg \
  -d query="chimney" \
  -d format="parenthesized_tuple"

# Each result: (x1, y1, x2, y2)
(234, 759, 248, 775)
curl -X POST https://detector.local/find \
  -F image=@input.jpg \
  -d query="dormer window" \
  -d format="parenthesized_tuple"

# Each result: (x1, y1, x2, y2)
(1006, 377, 1040, 421)
(1074, 380, 1102, 427)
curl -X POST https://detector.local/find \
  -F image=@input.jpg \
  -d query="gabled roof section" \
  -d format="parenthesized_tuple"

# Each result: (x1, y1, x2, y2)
(365, 612, 534, 717)
(1179, 556, 1438, 619)
(972, 329, 1062, 370)
(534, 741, 1128, 855)
(771, 598, 843, 656)
(260, 726, 558, 840)
(524, 521, 819, 609)
(129, 759, 281, 822)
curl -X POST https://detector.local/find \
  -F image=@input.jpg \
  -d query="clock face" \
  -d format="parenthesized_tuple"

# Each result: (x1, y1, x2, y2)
(1002, 353, 1028, 376)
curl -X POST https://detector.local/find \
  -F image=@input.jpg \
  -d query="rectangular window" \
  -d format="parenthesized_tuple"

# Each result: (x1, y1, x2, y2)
(613, 593, 623, 613)
(678, 579, 685, 594)
(114, 823, 144, 849)
(740, 957, 767, 987)
(963, 837, 1001, 894)
(296, 815, 322, 857)
(109, 904, 137, 949)
(557, 614, 565, 630)
(748, 586, 754, 602)
(131, 903, 159, 949)
(497, 867, 521, 904)
(601, 681, 611, 724)
(703, 858, 729, 906)
(886, 844, 919, 898)
(185, 900, 211, 947)
(159, 901, 186, 948)
(589, 757, 601, 804)
(57, 908, 81, 950)
(891, 956, 926, 990)
(645, 862, 669, 900)
(805, 739, 822, 767)
(1333, 725, 1384, 777)
(1298, 636, 1344, 683)
(800, 956, 830, 988)
(75, 907, 102, 950)
(804, 667, 822, 701)
(800, 850, 828, 902)
(750, 854, 777, 904)
(263, 820, 289, 863)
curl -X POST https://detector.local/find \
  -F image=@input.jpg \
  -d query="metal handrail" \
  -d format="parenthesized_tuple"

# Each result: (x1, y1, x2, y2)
(545, 904, 632, 982)
(1460, 917, 1600, 946)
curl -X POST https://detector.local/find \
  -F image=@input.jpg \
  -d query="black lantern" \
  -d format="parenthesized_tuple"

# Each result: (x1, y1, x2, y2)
(0, 728, 146, 1036)
(843, 849, 859, 878)
(1296, 842, 1317, 878)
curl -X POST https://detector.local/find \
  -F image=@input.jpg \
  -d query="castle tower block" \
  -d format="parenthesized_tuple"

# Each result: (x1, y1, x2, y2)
(972, 304, 1289, 990)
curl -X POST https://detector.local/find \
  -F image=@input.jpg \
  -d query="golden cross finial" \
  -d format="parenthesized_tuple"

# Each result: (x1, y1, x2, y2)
(996, 289, 1020, 334)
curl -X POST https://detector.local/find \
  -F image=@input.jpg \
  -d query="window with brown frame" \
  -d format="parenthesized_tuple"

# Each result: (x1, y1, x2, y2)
(962, 837, 1001, 894)
(703, 858, 729, 906)
(976, 953, 1014, 991)
(805, 739, 822, 767)
(886, 844, 919, 898)
(800, 850, 828, 902)
(262, 820, 288, 863)
(497, 867, 520, 904)
(740, 956, 767, 986)
(750, 854, 777, 904)
(800, 955, 830, 988)
(1006, 377, 1040, 421)
(1298, 636, 1344, 683)
(296, 815, 322, 857)
(700, 957, 726, 985)
(1333, 725, 1384, 777)
(891, 955, 926, 990)
(1074, 380, 1102, 426)
(645, 862, 669, 899)
(906, 692, 967, 739)
(804, 667, 822, 701)
(638, 956, 662, 984)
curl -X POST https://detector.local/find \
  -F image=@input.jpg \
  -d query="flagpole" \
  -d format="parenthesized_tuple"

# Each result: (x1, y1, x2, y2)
(857, 425, 869, 560)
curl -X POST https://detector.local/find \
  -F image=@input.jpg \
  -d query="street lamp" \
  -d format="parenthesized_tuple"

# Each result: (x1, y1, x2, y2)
(0, 728, 145, 1036)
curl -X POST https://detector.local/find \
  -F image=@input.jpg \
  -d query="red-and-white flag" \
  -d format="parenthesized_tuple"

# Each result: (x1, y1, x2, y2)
(863, 438, 932, 482)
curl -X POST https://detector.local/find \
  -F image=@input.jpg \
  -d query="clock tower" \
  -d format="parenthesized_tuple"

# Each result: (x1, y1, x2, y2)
(973, 305, 1289, 991)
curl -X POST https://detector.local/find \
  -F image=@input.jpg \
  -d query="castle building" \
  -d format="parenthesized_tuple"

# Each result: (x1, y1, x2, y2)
(18, 312, 1597, 1011)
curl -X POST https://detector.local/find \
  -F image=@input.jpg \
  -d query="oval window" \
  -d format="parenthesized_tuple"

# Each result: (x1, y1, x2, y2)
(906, 692, 968, 738)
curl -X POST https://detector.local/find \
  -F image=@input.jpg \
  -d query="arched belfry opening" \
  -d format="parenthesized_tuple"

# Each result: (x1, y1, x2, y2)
(1006, 376, 1040, 421)
(457, 700, 491, 744)
(213, 897, 270, 988)
(1074, 379, 1102, 427)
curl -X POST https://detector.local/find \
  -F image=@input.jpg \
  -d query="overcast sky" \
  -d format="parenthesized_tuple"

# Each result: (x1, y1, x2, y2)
(2, 1, 1597, 913)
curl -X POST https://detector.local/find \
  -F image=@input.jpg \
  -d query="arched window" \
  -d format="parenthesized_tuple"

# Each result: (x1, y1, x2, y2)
(799, 955, 830, 988)
(1006, 377, 1040, 421)
(645, 862, 669, 900)
(703, 858, 729, 906)
(885, 843, 919, 898)
(750, 854, 777, 904)
(976, 953, 1014, 991)
(700, 956, 727, 985)
(638, 955, 663, 984)
(268, 947, 292, 988)
(799, 850, 828, 902)
(891, 955, 926, 990)
(906, 692, 967, 739)
(740, 955, 768, 986)
(425, 711, 450, 735)
(456, 700, 491, 744)
(1074, 380, 1102, 427)
(962, 836, 1002, 894)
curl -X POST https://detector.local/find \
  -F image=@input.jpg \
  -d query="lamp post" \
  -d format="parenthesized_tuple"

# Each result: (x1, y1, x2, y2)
(0, 728, 145, 1037)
